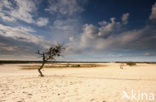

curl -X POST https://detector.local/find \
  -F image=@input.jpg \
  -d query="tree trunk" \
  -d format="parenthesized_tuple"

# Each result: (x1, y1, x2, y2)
(38, 61, 45, 77)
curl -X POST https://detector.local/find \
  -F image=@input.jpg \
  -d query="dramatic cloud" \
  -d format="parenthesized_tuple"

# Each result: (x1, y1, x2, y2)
(0, 0, 36, 23)
(0, 38, 38, 60)
(0, 0, 86, 60)
(0, 0, 48, 26)
(150, 2, 156, 20)
(46, 0, 84, 16)
(80, 17, 121, 49)
(0, 24, 51, 48)
(44, 0, 86, 44)
(53, 19, 79, 31)
(67, 13, 156, 55)
(0, 0, 156, 61)
(122, 13, 130, 24)
(0, 23, 54, 60)
(10, 0, 37, 23)
(0, 12, 16, 22)
(144, 52, 150, 56)
(69, 36, 74, 41)
(0, 0, 17, 22)
(50, 18, 82, 42)
(46, 0, 85, 42)
(36, 17, 49, 27)
(98, 17, 121, 37)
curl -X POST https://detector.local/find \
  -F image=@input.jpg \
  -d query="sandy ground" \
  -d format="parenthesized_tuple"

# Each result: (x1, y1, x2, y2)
(0, 63, 156, 102)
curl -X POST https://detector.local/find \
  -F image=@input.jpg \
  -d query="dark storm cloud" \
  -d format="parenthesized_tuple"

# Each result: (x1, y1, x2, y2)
(0, 36, 40, 60)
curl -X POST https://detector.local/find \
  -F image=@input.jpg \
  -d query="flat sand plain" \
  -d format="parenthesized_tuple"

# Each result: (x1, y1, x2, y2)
(0, 63, 156, 102)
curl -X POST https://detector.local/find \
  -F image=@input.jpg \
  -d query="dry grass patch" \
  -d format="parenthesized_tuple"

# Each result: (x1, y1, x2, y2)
(126, 62, 137, 66)
(20, 63, 107, 70)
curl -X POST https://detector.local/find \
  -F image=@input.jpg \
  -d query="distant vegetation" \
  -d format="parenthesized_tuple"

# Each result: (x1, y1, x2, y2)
(1, 60, 156, 64)
(0, 60, 43, 64)
(20, 63, 105, 70)
(126, 62, 136, 66)
(119, 62, 137, 69)
(116, 61, 156, 64)
(71, 64, 80, 67)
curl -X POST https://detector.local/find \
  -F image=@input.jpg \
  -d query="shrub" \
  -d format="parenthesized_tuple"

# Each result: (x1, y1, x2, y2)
(126, 62, 136, 66)
(66, 64, 70, 67)
(71, 64, 80, 67)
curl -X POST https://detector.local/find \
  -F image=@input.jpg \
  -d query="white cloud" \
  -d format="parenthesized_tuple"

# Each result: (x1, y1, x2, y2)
(0, 0, 48, 27)
(80, 24, 98, 48)
(144, 52, 150, 56)
(80, 24, 145, 50)
(0, 0, 16, 22)
(46, 0, 84, 16)
(0, 12, 16, 22)
(80, 17, 122, 49)
(16, 26, 36, 33)
(0, 0, 35, 23)
(150, 2, 156, 20)
(10, 0, 37, 23)
(0, 0, 12, 10)
(50, 18, 82, 43)
(66, 12, 156, 54)
(36, 17, 49, 27)
(46, 0, 85, 44)
(122, 13, 130, 24)
(69, 36, 74, 41)
(80, 18, 121, 47)
(98, 17, 121, 37)
(76, 12, 156, 53)
(82, 24, 98, 39)
(98, 21, 107, 26)
(53, 19, 74, 31)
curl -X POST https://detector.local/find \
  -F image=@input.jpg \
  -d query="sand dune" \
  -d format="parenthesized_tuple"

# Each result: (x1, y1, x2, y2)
(0, 63, 156, 102)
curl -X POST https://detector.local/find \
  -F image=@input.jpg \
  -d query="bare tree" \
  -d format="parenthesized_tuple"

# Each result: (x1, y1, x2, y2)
(37, 44, 65, 77)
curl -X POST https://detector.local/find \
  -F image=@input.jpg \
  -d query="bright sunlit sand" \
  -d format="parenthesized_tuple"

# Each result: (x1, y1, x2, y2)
(0, 63, 156, 102)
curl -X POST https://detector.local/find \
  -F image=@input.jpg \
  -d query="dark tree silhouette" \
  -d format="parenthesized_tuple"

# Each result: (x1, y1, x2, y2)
(37, 44, 65, 77)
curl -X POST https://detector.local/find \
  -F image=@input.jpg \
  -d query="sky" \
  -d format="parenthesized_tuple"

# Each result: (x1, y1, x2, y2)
(0, 0, 156, 61)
